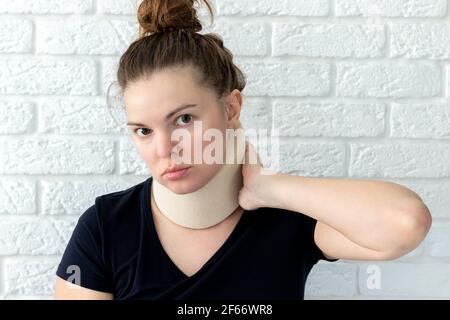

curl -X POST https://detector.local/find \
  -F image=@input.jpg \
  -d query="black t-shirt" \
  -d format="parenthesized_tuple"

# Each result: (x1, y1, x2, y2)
(56, 176, 338, 299)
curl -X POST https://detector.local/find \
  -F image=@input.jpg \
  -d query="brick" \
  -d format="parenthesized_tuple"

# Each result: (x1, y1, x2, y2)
(391, 24, 450, 59)
(41, 179, 138, 215)
(336, 0, 447, 18)
(273, 24, 385, 58)
(238, 61, 330, 97)
(0, 217, 76, 255)
(279, 141, 346, 177)
(240, 98, 270, 131)
(0, 0, 93, 14)
(97, 0, 139, 15)
(425, 221, 450, 258)
(119, 138, 149, 175)
(391, 103, 450, 139)
(36, 17, 137, 55)
(350, 143, 450, 178)
(0, 139, 114, 174)
(38, 97, 126, 134)
(0, 59, 97, 96)
(0, 18, 33, 53)
(98, 0, 214, 18)
(101, 57, 120, 96)
(0, 101, 35, 134)
(218, 0, 329, 16)
(273, 102, 385, 137)
(336, 62, 441, 98)
(205, 21, 269, 56)
(4, 258, 59, 296)
(0, 178, 36, 215)
(305, 262, 357, 297)
(447, 65, 450, 97)
(358, 262, 450, 297)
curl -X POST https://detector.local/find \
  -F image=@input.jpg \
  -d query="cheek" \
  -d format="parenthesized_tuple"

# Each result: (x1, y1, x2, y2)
(134, 141, 157, 166)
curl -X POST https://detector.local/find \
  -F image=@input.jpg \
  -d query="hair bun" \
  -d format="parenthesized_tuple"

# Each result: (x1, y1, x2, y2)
(137, 0, 212, 36)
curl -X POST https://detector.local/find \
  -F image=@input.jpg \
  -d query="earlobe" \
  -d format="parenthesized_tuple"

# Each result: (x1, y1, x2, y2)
(227, 101, 242, 123)
(222, 89, 243, 129)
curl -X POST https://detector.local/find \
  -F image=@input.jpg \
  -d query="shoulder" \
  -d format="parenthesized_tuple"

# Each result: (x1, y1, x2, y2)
(75, 177, 150, 233)
(94, 177, 150, 221)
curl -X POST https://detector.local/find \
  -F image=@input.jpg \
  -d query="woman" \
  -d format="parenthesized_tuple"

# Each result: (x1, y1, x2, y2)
(54, 0, 432, 300)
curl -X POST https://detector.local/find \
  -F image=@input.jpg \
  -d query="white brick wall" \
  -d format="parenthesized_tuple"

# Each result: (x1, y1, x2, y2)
(0, 0, 449, 299)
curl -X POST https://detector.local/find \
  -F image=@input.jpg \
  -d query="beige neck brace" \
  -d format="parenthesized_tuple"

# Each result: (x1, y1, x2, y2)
(151, 125, 246, 229)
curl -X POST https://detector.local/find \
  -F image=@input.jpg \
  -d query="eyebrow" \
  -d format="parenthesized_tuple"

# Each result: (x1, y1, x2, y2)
(127, 104, 198, 127)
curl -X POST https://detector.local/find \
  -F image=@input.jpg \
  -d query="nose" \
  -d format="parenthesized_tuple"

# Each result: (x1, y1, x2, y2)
(156, 132, 177, 158)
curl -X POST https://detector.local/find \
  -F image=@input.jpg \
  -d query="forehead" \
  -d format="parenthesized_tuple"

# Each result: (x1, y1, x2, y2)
(123, 67, 206, 111)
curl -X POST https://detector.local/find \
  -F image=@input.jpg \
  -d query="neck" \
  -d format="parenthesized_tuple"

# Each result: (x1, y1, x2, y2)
(151, 127, 246, 229)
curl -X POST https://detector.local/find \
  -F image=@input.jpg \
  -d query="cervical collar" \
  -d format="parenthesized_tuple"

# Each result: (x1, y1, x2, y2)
(151, 124, 246, 229)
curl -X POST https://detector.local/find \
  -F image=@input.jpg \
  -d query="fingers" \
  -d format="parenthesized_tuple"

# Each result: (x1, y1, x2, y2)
(245, 140, 262, 166)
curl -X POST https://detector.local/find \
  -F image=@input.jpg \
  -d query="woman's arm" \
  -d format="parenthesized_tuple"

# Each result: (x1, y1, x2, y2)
(239, 142, 432, 261)
(265, 174, 432, 260)
(54, 276, 113, 300)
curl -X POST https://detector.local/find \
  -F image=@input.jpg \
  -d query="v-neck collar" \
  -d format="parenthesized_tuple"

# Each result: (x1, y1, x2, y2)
(143, 176, 250, 280)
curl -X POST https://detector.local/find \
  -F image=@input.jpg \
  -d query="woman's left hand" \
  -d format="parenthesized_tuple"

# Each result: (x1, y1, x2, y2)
(238, 141, 277, 210)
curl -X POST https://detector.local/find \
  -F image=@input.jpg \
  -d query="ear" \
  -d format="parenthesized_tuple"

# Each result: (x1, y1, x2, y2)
(223, 89, 243, 129)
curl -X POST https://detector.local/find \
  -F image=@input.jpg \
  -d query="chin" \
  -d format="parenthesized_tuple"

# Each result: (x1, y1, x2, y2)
(162, 165, 219, 194)
(164, 179, 197, 194)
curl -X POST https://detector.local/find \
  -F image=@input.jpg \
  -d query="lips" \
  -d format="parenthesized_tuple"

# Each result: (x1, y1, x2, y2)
(162, 166, 191, 181)
(162, 165, 191, 176)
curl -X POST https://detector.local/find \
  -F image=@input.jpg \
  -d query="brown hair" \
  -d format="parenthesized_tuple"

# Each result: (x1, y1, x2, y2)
(113, 0, 246, 108)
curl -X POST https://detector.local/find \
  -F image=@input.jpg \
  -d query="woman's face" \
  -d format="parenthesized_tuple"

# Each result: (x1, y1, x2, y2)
(123, 66, 242, 194)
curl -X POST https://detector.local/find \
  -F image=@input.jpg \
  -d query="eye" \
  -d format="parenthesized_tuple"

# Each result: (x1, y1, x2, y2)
(134, 128, 152, 137)
(175, 114, 192, 126)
